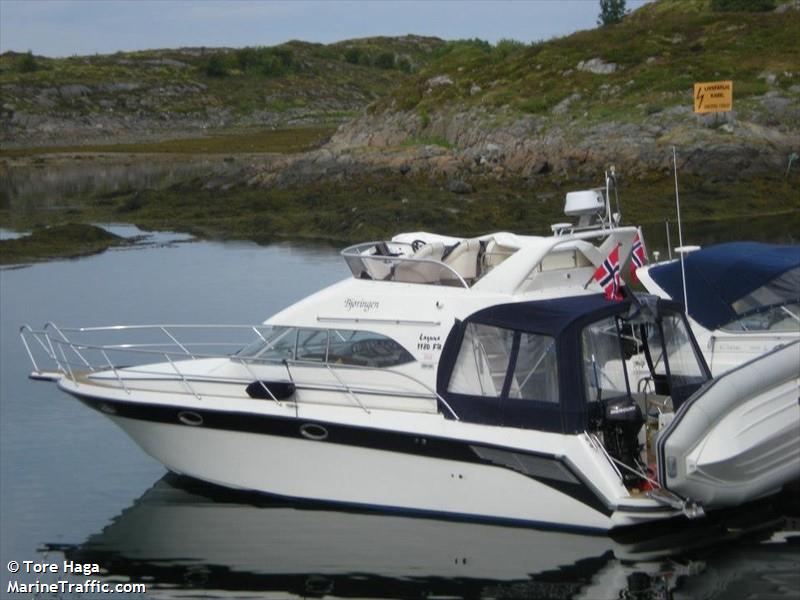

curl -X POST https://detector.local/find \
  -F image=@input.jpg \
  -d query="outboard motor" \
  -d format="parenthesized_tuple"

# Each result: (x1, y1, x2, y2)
(602, 397, 644, 486)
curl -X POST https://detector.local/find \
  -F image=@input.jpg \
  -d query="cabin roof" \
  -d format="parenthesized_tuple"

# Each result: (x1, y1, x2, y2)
(648, 242, 800, 330)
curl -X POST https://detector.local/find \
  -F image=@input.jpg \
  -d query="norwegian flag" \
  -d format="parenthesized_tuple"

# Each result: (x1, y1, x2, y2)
(629, 228, 648, 283)
(593, 244, 623, 301)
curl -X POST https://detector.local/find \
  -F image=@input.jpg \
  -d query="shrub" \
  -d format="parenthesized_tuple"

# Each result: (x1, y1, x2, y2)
(711, 0, 775, 11)
(272, 47, 294, 69)
(375, 51, 396, 70)
(235, 47, 260, 71)
(230, 46, 295, 77)
(494, 39, 525, 60)
(418, 105, 431, 128)
(396, 56, 412, 73)
(260, 55, 285, 77)
(344, 47, 363, 64)
(16, 51, 38, 73)
(203, 54, 227, 77)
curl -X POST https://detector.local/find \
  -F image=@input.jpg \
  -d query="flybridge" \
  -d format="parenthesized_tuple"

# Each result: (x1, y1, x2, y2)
(341, 230, 639, 295)
(341, 173, 637, 296)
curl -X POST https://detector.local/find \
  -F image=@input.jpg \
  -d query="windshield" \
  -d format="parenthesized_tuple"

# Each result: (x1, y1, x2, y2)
(236, 326, 415, 368)
(723, 266, 800, 332)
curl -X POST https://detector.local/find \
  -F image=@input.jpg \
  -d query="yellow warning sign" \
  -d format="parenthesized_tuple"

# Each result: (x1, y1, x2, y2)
(694, 80, 733, 113)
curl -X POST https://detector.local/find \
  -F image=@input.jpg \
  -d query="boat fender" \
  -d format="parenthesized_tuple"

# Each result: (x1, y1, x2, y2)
(245, 380, 296, 400)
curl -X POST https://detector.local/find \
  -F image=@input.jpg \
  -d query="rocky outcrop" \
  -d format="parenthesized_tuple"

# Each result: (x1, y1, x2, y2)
(0, 77, 359, 147)
(328, 90, 800, 180)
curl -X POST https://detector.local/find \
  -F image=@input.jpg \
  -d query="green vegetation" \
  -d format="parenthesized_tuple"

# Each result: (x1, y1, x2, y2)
(377, 0, 799, 124)
(598, 0, 628, 26)
(0, 127, 335, 157)
(2, 170, 797, 260)
(0, 36, 445, 136)
(16, 51, 39, 73)
(711, 0, 775, 11)
(0, 223, 125, 264)
(202, 54, 227, 77)
(202, 46, 296, 78)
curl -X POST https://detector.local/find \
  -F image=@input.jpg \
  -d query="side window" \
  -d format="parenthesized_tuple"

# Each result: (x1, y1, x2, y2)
(296, 329, 329, 363)
(582, 317, 629, 402)
(327, 329, 414, 368)
(250, 327, 297, 361)
(448, 323, 514, 397)
(508, 333, 559, 403)
(661, 314, 707, 387)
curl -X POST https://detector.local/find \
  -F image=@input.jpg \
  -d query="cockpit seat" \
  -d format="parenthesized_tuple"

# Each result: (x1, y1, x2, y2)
(393, 242, 447, 283)
(442, 239, 483, 282)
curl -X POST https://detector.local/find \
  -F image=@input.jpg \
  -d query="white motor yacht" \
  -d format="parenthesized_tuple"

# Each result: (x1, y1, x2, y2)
(21, 178, 800, 532)
(636, 242, 800, 375)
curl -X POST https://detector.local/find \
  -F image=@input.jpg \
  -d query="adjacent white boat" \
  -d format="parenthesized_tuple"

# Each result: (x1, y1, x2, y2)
(636, 242, 800, 375)
(21, 179, 800, 532)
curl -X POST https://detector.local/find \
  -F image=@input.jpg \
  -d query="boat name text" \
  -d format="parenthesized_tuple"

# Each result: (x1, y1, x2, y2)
(417, 333, 442, 351)
(344, 298, 380, 313)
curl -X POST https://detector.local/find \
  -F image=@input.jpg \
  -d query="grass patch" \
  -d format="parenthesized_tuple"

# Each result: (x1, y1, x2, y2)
(0, 127, 337, 157)
(401, 136, 453, 149)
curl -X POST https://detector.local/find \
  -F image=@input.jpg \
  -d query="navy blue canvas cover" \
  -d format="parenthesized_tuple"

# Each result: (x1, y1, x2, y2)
(437, 294, 693, 433)
(438, 295, 623, 433)
(648, 242, 800, 330)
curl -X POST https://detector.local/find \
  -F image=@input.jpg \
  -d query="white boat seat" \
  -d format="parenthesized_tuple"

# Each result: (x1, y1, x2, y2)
(393, 242, 447, 284)
(443, 239, 483, 281)
(411, 242, 446, 261)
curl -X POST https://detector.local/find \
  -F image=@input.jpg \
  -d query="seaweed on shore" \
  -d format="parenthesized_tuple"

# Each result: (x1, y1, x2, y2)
(0, 223, 126, 265)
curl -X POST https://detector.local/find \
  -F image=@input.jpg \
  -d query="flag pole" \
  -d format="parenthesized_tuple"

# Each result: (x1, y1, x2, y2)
(672, 146, 689, 313)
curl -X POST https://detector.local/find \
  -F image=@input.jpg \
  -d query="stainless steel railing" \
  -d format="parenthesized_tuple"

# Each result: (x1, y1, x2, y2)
(19, 323, 460, 419)
(341, 241, 469, 288)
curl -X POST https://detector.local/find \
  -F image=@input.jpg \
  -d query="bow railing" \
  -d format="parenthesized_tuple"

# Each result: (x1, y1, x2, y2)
(19, 323, 460, 419)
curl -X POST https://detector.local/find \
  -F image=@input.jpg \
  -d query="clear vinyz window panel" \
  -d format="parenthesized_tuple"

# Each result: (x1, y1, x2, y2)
(582, 316, 629, 403)
(448, 323, 514, 397)
(508, 333, 559, 403)
(660, 314, 707, 388)
(447, 323, 559, 402)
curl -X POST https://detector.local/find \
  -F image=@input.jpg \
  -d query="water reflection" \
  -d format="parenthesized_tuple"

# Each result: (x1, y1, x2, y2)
(51, 475, 797, 599)
(1, 156, 242, 213)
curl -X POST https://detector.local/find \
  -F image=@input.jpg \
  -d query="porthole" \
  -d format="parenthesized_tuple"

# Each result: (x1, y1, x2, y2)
(300, 423, 328, 441)
(178, 411, 203, 427)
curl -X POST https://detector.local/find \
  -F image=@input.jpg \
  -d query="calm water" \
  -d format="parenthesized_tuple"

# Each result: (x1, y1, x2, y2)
(1, 229, 799, 599)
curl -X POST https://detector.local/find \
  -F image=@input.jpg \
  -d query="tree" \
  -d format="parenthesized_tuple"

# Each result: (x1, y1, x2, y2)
(597, 0, 627, 26)
(203, 54, 227, 77)
(17, 51, 38, 73)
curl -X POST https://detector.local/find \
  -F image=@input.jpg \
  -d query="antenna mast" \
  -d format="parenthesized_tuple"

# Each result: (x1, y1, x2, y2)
(672, 147, 689, 313)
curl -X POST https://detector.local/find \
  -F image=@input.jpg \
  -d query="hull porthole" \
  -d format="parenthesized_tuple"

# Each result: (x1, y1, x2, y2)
(300, 423, 328, 441)
(178, 411, 203, 427)
(99, 403, 117, 415)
